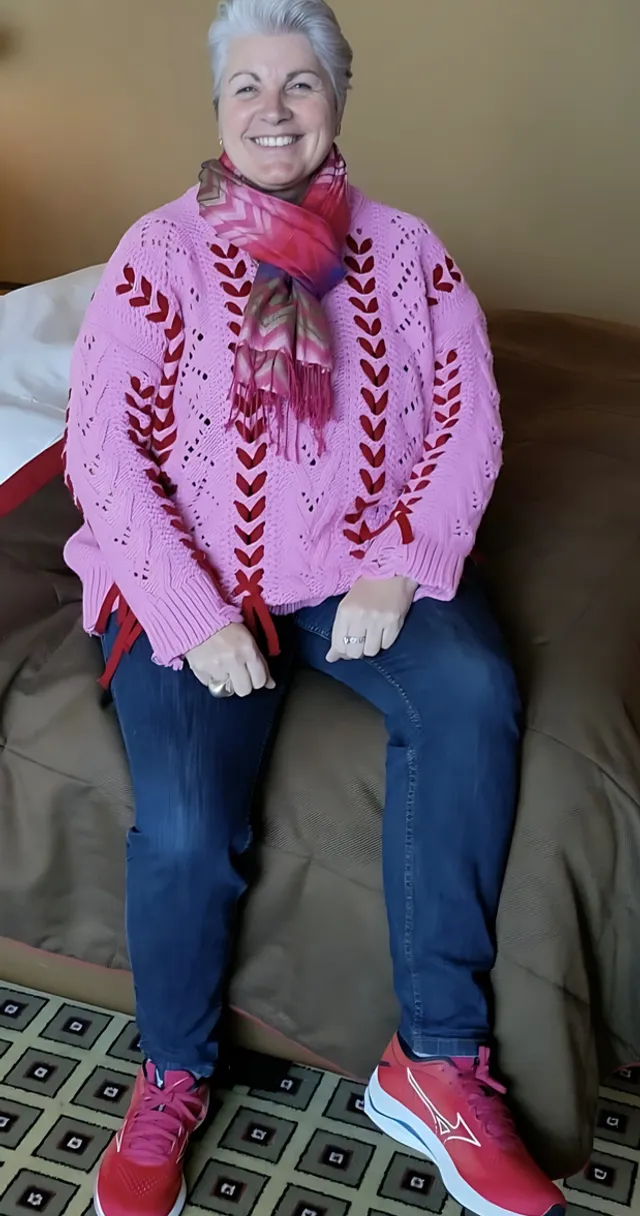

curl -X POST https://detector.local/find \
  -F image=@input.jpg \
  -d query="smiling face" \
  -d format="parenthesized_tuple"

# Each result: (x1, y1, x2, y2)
(217, 32, 340, 197)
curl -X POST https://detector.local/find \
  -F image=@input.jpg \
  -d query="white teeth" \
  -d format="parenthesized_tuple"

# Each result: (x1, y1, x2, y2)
(252, 136, 297, 147)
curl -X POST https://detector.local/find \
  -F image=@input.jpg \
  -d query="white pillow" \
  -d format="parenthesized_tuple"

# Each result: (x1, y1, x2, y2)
(0, 266, 105, 487)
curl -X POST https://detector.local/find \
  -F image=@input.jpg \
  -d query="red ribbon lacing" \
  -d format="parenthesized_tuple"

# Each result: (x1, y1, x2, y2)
(235, 571, 281, 658)
(95, 587, 143, 690)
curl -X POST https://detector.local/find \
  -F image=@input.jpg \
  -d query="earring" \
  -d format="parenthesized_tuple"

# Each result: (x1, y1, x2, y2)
(218, 138, 224, 147)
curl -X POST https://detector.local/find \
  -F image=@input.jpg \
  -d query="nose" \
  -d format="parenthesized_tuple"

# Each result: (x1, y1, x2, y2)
(259, 85, 293, 125)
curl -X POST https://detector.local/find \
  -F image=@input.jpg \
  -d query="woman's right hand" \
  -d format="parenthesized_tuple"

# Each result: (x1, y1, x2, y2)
(186, 624, 275, 698)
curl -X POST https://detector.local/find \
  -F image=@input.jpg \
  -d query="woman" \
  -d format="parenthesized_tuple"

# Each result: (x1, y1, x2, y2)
(64, 3, 565, 1216)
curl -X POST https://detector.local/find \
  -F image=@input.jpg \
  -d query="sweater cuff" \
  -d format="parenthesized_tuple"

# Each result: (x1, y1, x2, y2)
(144, 579, 245, 666)
(86, 565, 243, 667)
(360, 535, 467, 601)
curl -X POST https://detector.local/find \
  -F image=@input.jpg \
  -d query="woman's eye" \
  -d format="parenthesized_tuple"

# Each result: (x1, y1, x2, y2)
(290, 81, 312, 92)
(237, 85, 256, 95)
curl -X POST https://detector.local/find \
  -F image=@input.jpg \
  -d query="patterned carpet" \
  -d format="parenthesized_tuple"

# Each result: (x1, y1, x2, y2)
(0, 985, 638, 1216)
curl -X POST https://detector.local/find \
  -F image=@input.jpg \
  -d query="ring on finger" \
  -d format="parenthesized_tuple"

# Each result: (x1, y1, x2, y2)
(208, 677, 234, 699)
(343, 635, 366, 647)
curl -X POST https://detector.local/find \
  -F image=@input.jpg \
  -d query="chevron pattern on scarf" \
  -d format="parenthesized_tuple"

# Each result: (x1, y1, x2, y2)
(197, 146, 351, 453)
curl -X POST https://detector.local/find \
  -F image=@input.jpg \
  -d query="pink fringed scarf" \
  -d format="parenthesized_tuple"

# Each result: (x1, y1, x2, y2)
(197, 146, 350, 452)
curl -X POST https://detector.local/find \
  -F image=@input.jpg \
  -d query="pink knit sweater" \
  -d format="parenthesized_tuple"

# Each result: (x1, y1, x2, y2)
(63, 184, 502, 671)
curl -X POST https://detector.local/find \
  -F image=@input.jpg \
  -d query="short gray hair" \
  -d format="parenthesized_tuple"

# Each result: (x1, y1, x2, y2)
(209, 0, 353, 114)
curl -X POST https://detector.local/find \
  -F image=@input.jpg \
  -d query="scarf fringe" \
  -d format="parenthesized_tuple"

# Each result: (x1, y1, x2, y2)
(228, 349, 333, 456)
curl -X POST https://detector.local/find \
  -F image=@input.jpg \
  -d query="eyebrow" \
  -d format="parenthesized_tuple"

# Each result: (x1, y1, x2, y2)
(229, 69, 322, 83)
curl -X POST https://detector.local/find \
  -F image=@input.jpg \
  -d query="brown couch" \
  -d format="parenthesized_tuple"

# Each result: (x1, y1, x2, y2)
(1, 311, 639, 1179)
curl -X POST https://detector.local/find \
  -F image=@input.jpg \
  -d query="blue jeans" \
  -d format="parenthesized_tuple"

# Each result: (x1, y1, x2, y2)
(103, 570, 520, 1077)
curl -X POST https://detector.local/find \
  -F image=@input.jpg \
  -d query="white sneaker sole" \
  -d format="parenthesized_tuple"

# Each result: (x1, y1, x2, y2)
(364, 1069, 560, 1216)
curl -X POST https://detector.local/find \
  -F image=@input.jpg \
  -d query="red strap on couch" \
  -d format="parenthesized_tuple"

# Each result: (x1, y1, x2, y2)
(0, 439, 64, 519)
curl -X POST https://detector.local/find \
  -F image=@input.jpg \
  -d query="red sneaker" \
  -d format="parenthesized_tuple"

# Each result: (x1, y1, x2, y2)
(365, 1036, 565, 1216)
(94, 1062, 209, 1216)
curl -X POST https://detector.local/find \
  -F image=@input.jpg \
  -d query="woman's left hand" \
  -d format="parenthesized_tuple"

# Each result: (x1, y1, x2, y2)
(326, 576, 419, 662)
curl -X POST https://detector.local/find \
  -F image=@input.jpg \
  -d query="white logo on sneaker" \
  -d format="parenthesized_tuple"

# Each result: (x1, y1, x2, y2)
(408, 1069, 481, 1147)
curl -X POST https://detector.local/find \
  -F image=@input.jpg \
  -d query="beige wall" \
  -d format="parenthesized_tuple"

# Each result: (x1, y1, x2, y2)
(0, 0, 638, 323)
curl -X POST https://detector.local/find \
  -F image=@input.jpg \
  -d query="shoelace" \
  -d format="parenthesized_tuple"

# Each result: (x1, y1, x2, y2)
(456, 1048, 519, 1145)
(121, 1076, 204, 1167)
